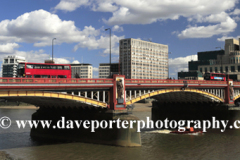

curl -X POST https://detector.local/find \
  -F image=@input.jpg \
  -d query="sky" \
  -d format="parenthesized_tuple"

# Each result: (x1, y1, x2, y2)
(0, 0, 240, 78)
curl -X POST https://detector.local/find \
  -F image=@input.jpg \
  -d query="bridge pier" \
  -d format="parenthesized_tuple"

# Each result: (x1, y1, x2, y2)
(30, 107, 141, 147)
(151, 100, 240, 129)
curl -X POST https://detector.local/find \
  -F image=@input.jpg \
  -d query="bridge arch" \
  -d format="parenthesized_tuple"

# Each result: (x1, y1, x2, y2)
(0, 91, 107, 108)
(126, 88, 224, 105)
(233, 94, 240, 102)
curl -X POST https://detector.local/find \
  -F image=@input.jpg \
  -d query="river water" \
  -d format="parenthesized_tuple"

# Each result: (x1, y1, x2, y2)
(1, 108, 240, 160)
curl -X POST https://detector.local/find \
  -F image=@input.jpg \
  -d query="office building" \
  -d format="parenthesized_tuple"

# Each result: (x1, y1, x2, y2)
(198, 38, 240, 80)
(99, 63, 119, 78)
(70, 63, 92, 78)
(178, 38, 240, 80)
(2, 55, 26, 77)
(119, 38, 168, 79)
(178, 50, 224, 80)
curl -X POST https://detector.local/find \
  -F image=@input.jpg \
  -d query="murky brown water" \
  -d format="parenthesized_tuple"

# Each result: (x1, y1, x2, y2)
(1, 108, 240, 160)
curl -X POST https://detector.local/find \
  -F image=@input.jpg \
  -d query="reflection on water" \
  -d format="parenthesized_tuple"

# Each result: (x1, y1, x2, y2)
(1, 109, 240, 160)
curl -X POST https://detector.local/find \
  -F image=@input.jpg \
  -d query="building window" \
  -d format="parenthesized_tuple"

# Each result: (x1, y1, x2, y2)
(4, 59, 8, 63)
(225, 66, 228, 72)
(215, 67, 218, 72)
(205, 67, 207, 72)
(220, 67, 223, 73)
(10, 59, 14, 63)
(231, 66, 235, 72)
(210, 67, 213, 72)
(200, 68, 202, 72)
(238, 66, 240, 72)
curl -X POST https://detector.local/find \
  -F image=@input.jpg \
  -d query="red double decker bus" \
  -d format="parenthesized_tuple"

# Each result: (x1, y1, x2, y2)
(17, 62, 71, 78)
(204, 72, 226, 81)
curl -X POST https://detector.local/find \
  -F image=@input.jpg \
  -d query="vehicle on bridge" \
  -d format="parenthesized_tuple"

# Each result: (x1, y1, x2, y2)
(17, 62, 71, 78)
(204, 72, 226, 81)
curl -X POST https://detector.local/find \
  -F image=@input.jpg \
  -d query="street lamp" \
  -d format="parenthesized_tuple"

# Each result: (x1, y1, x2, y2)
(105, 28, 111, 77)
(52, 38, 56, 63)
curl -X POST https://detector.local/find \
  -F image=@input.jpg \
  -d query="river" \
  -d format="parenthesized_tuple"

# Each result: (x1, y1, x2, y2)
(1, 107, 240, 160)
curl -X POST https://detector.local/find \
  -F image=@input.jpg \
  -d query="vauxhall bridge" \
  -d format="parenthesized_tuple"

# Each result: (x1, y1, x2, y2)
(0, 75, 239, 146)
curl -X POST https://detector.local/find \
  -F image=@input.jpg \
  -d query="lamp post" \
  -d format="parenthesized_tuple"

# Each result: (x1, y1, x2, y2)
(52, 38, 56, 63)
(168, 52, 171, 78)
(105, 28, 111, 77)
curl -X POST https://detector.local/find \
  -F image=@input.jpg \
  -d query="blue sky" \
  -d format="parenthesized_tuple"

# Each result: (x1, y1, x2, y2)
(0, 0, 240, 78)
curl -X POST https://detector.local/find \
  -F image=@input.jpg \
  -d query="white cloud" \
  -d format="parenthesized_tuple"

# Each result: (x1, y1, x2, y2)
(0, 9, 84, 46)
(92, 1, 118, 12)
(230, 8, 240, 15)
(0, 43, 19, 54)
(54, 0, 239, 39)
(72, 60, 80, 64)
(53, 0, 90, 12)
(112, 25, 124, 32)
(169, 54, 197, 76)
(54, 0, 237, 25)
(92, 67, 99, 72)
(0, 9, 124, 56)
(233, 16, 240, 21)
(189, 12, 229, 23)
(217, 35, 240, 41)
(16, 50, 71, 64)
(15, 49, 50, 63)
(74, 34, 124, 55)
(54, 58, 71, 64)
(0, 46, 71, 65)
(177, 16, 237, 39)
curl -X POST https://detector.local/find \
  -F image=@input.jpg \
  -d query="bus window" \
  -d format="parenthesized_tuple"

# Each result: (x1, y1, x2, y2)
(41, 75, 50, 78)
(26, 75, 32, 78)
(58, 75, 66, 78)
(64, 66, 70, 70)
(51, 76, 57, 78)
(34, 75, 41, 78)
(34, 65, 41, 69)
(26, 64, 33, 69)
(18, 63, 25, 69)
(42, 65, 51, 69)
(52, 66, 57, 69)
(57, 66, 63, 69)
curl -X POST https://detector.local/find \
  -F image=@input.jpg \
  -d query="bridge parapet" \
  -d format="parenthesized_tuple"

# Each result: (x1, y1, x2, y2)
(0, 77, 114, 84)
(0, 77, 236, 108)
(125, 79, 227, 85)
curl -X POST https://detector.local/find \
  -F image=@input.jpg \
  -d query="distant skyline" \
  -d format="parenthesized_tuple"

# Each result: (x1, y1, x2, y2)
(0, 0, 239, 78)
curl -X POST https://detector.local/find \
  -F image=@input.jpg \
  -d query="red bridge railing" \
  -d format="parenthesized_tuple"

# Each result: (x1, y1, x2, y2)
(125, 79, 227, 84)
(0, 78, 114, 84)
(0, 78, 229, 85)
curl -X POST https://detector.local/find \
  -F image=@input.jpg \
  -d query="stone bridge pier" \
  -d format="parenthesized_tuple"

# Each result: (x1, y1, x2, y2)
(30, 75, 141, 147)
(30, 107, 141, 147)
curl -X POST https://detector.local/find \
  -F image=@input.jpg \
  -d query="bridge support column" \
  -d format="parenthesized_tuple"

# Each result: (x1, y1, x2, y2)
(129, 91, 132, 100)
(30, 107, 141, 147)
(110, 75, 126, 110)
(103, 91, 105, 103)
(225, 80, 234, 105)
